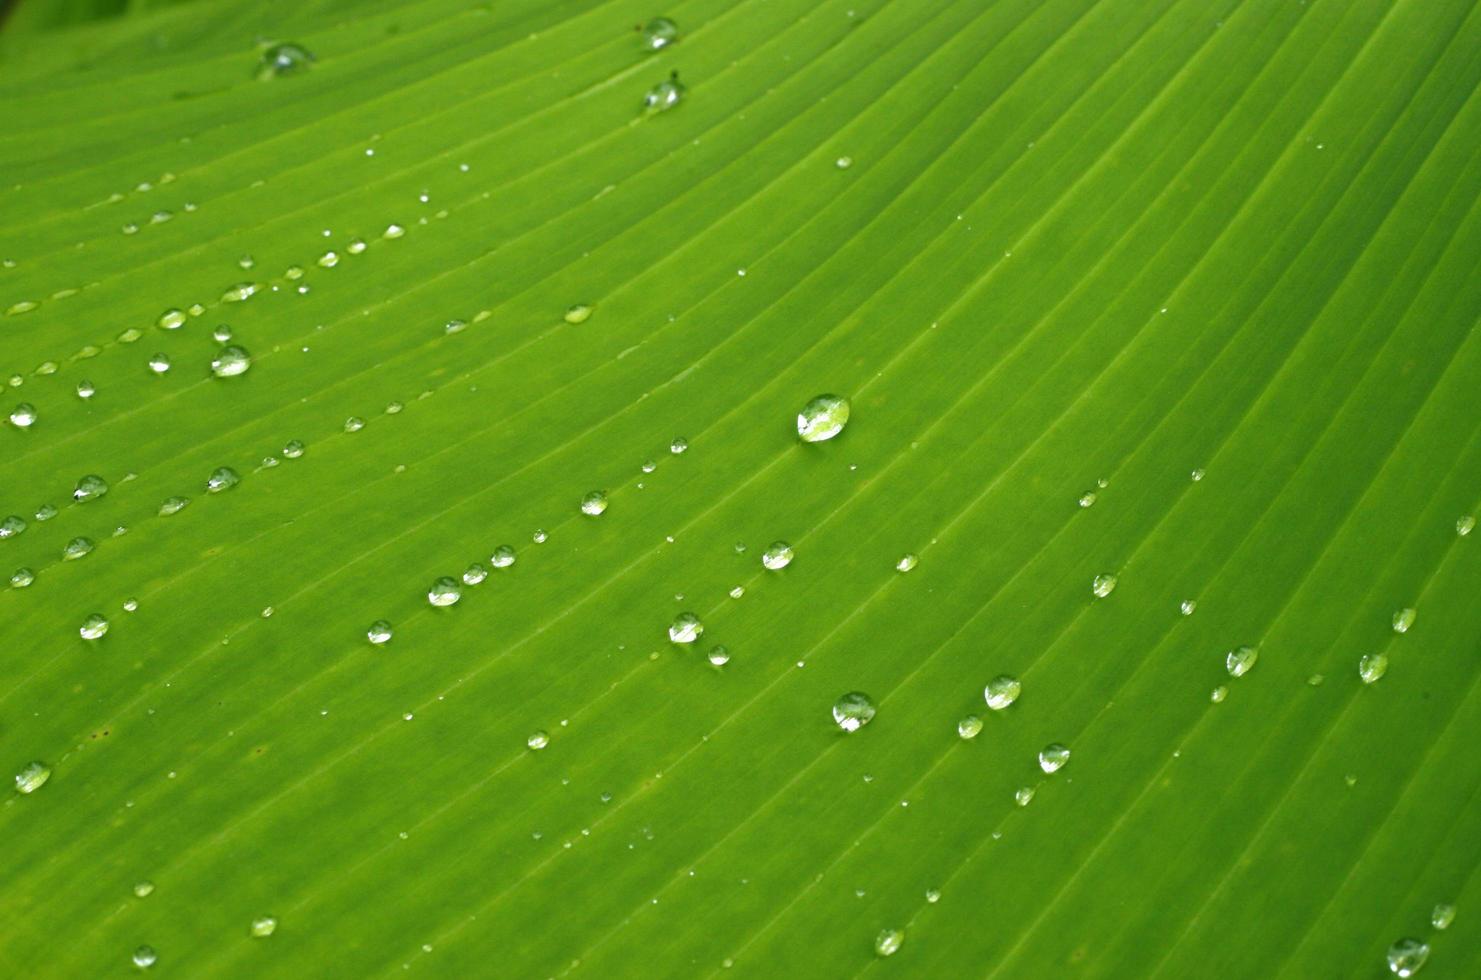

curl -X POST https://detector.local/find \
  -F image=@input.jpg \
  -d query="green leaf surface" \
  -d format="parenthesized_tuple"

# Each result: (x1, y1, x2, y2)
(2, 0, 1479, 976)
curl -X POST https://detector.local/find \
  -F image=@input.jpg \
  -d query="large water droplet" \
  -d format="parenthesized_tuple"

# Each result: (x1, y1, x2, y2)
(641, 17, 678, 50)
(762, 541, 794, 570)
(367, 620, 393, 645)
(642, 71, 686, 113)
(80, 613, 110, 639)
(8, 402, 36, 428)
(1392, 607, 1416, 634)
(668, 612, 703, 644)
(1092, 573, 1118, 598)
(490, 545, 516, 568)
(14, 760, 51, 794)
(73, 474, 109, 503)
(206, 467, 241, 493)
(984, 675, 1021, 710)
(873, 928, 903, 957)
(1225, 645, 1258, 678)
(257, 42, 315, 79)
(211, 346, 252, 378)
(832, 692, 876, 732)
(132, 945, 158, 969)
(428, 577, 462, 607)
(1038, 743, 1070, 774)
(1431, 904, 1455, 930)
(581, 490, 609, 516)
(1386, 938, 1429, 977)
(0, 515, 27, 538)
(670, 436, 688, 455)
(797, 394, 850, 442)
(250, 915, 277, 938)
(62, 537, 95, 561)
(1358, 653, 1388, 684)
(10, 567, 35, 588)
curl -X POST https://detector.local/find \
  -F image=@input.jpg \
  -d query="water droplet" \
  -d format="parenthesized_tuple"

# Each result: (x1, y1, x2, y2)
(1092, 573, 1118, 598)
(205, 467, 240, 493)
(76, 380, 96, 399)
(248, 915, 278, 938)
(1392, 607, 1416, 634)
(257, 42, 315, 79)
(957, 715, 983, 739)
(1210, 685, 1228, 703)
(462, 563, 488, 586)
(670, 437, 688, 454)
(564, 304, 593, 324)
(873, 928, 903, 957)
(367, 620, 393, 645)
(796, 394, 850, 442)
(210, 345, 252, 378)
(835, 155, 853, 169)
(123, 598, 139, 612)
(490, 545, 516, 568)
(282, 440, 305, 459)
(728, 585, 745, 599)
(0, 515, 26, 538)
(344, 416, 365, 433)
(641, 16, 678, 49)
(984, 675, 1021, 710)
(222, 282, 258, 303)
(8, 403, 36, 428)
(347, 239, 367, 255)
(211, 325, 233, 343)
(62, 537, 95, 561)
(1359, 653, 1388, 684)
(1078, 490, 1098, 508)
(832, 691, 876, 732)
(133, 881, 154, 898)
(1225, 645, 1258, 678)
(532, 528, 548, 544)
(1431, 903, 1455, 930)
(527, 730, 549, 750)
(383, 223, 405, 239)
(443, 319, 466, 336)
(147, 353, 171, 375)
(158, 496, 190, 516)
(80, 613, 109, 639)
(668, 612, 704, 644)
(762, 541, 794, 570)
(1180, 599, 1197, 616)
(157, 309, 187, 330)
(896, 553, 918, 573)
(132, 945, 158, 969)
(1458, 515, 1475, 537)
(10, 567, 35, 588)
(428, 577, 462, 607)
(73, 474, 109, 503)
(1386, 938, 1429, 977)
(1014, 786, 1035, 806)
(1038, 743, 1070, 774)
(707, 645, 730, 666)
(14, 761, 51, 794)
(33, 504, 55, 522)
(580, 490, 609, 516)
(642, 71, 686, 113)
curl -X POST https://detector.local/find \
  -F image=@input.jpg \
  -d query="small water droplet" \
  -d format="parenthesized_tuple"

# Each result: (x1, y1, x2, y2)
(384, 223, 405, 239)
(462, 563, 488, 586)
(984, 675, 1021, 710)
(835, 155, 853, 169)
(1386, 938, 1429, 977)
(641, 16, 678, 49)
(564, 304, 593, 324)
(1431, 903, 1455, 930)
(1359, 653, 1388, 684)
(428, 577, 462, 607)
(1225, 645, 1258, 678)
(873, 928, 903, 957)
(1392, 607, 1416, 634)
(728, 585, 745, 599)
(762, 541, 794, 570)
(80, 613, 110, 639)
(1092, 573, 1118, 598)
(527, 730, 549, 750)
(367, 620, 393, 645)
(581, 490, 609, 516)
(159, 496, 190, 516)
(896, 553, 918, 573)
(157, 309, 187, 330)
(344, 417, 365, 432)
(532, 528, 548, 544)
(707, 645, 730, 666)
(0, 515, 27, 538)
(1038, 743, 1070, 774)
(642, 71, 686, 113)
(957, 715, 982, 739)
(222, 282, 258, 303)
(8, 403, 36, 428)
(249, 915, 277, 938)
(76, 380, 96, 399)
(132, 945, 158, 969)
(1014, 786, 1035, 806)
(147, 353, 171, 375)
(1180, 599, 1197, 616)
(347, 239, 368, 255)
(1210, 685, 1228, 703)
(123, 598, 139, 612)
(1078, 490, 1098, 508)
(133, 881, 154, 898)
(205, 467, 240, 493)
(490, 545, 516, 568)
(670, 437, 688, 454)
(73, 474, 109, 502)
(797, 394, 850, 442)
(282, 440, 305, 459)
(210, 346, 252, 378)
(832, 691, 876, 732)
(9, 567, 34, 588)
(1458, 515, 1475, 537)
(33, 504, 55, 522)
(669, 612, 703, 644)
(62, 537, 95, 561)
(257, 42, 315, 79)
(14, 761, 51, 794)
